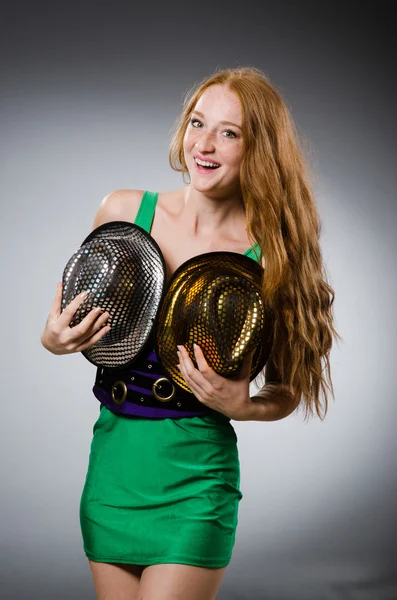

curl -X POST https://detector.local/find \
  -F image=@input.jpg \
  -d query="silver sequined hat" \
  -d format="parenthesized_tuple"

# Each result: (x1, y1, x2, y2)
(61, 221, 166, 368)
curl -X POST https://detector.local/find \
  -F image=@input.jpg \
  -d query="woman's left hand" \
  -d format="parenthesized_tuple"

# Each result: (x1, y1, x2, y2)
(177, 343, 255, 421)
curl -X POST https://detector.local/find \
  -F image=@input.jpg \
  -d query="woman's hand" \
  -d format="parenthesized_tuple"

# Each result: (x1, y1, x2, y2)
(176, 343, 255, 421)
(40, 282, 111, 355)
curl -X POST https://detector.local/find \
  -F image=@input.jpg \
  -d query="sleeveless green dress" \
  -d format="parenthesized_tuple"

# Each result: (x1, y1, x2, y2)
(79, 191, 261, 568)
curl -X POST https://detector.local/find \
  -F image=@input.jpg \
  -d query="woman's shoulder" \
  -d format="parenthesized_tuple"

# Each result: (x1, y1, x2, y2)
(91, 189, 145, 230)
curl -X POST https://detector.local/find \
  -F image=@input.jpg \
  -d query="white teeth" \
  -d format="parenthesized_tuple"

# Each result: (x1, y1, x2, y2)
(195, 157, 220, 168)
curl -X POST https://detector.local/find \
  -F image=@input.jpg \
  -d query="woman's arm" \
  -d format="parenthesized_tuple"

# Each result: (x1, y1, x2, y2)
(177, 344, 301, 422)
(244, 355, 301, 422)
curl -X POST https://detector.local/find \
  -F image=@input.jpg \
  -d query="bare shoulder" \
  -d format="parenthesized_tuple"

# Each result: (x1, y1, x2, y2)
(91, 189, 145, 230)
(156, 188, 184, 217)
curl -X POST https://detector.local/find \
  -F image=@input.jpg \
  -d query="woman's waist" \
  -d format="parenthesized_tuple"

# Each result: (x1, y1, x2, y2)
(93, 346, 217, 420)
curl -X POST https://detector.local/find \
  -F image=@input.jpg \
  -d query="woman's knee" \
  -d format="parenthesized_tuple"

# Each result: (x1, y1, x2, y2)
(89, 560, 144, 600)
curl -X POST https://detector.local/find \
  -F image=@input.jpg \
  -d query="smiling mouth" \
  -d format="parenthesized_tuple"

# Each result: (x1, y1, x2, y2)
(194, 157, 221, 171)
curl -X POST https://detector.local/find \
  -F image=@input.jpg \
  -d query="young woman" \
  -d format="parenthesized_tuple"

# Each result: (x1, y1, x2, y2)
(41, 66, 339, 600)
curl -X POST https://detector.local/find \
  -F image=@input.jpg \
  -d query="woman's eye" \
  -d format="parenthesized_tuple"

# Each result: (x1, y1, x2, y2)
(189, 118, 237, 138)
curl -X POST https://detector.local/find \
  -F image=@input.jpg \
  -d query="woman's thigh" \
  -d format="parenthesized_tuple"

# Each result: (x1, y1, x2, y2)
(89, 560, 144, 600)
(138, 563, 227, 600)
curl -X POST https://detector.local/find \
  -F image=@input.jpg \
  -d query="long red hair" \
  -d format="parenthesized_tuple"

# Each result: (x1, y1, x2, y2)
(169, 66, 341, 420)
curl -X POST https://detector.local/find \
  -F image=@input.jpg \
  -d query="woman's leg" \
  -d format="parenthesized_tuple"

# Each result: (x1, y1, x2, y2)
(89, 560, 145, 600)
(137, 563, 227, 600)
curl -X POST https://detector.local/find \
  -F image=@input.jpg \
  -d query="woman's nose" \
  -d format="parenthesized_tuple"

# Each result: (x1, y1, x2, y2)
(195, 130, 216, 152)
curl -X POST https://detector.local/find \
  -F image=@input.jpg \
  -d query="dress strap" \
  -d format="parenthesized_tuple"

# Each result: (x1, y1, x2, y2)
(133, 190, 159, 233)
(244, 242, 262, 263)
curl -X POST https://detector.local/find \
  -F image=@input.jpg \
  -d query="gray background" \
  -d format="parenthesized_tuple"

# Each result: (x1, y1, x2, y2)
(1, 2, 396, 599)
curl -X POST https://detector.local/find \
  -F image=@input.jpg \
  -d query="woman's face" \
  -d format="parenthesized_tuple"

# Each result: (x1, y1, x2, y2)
(183, 84, 244, 197)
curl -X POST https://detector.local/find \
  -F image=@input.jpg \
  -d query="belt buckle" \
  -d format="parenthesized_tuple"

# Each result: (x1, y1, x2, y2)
(152, 377, 176, 402)
(111, 380, 127, 405)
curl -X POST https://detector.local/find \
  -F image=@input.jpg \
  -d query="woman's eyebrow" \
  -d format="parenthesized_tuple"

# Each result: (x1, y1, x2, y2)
(192, 110, 242, 130)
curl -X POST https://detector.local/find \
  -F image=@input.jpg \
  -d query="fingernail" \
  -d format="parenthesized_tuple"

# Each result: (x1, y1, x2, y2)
(80, 291, 88, 298)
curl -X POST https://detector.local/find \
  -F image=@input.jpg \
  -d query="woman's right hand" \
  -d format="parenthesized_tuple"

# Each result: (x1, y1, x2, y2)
(40, 282, 111, 355)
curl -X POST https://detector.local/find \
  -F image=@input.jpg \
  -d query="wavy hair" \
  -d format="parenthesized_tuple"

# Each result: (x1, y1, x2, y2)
(168, 66, 341, 420)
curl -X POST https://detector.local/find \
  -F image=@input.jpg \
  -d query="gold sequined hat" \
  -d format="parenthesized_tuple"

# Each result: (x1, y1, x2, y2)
(154, 252, 274, 392)
(61, 221, 166, 368)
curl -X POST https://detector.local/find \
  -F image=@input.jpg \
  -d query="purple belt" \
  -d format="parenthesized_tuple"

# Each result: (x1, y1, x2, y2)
(93, 350, 215, 419)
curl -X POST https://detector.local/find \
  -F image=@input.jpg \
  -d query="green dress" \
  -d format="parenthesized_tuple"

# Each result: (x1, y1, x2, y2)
(79, 191, 261, 568)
